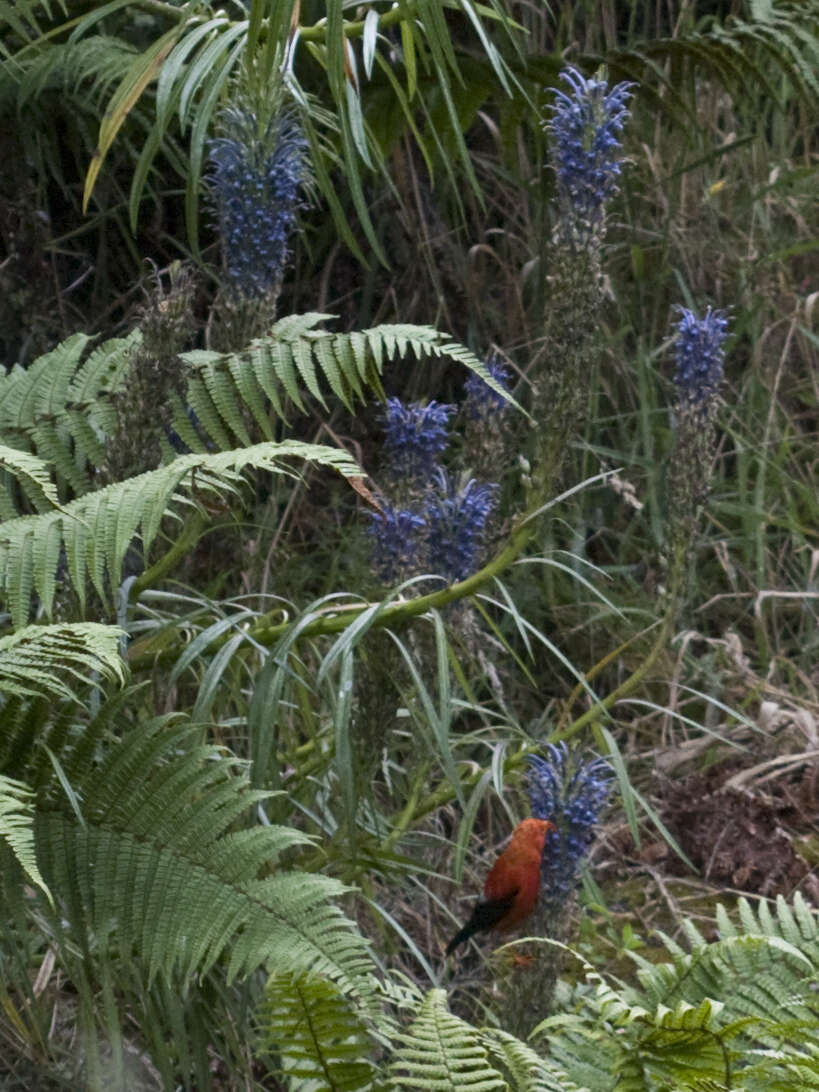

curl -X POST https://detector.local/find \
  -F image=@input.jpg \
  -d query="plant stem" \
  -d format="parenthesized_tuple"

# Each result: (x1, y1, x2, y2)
(300, 2, 417, 42)
(127, 517, 535, 671)
(128, 512, 206, 601)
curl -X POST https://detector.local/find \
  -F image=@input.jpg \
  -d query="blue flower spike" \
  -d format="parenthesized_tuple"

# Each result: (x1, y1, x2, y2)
(207, 106, 308, 299)
(368, 503, 426, 584)
(370, 400, 498, 588)
(527, 744, 612, 903)
(673, 306, 730, 408)
(425, 471, 497, 584)
(382, 398, 456, 485)
(548, 66, 634, 247)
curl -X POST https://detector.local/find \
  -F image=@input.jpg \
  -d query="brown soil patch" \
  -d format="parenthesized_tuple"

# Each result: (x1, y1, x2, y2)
(656, 767, 819, 900)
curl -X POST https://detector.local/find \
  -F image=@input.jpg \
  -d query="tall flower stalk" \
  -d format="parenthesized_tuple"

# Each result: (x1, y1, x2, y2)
(105, 263, 195, 481)
(665, 306, 730, 612)
(531, 67, 633, 500)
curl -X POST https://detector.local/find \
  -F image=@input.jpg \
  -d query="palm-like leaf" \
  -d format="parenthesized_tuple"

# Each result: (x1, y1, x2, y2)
(3, 0, 520, 251)
(0, 0, 64, 56)
(598, 1, 819, 120)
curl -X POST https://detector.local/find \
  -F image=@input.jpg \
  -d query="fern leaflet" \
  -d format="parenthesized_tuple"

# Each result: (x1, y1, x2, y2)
(389, 988, 506, 1091)
(0, 774, 51, 901)
(0, 441, 360, 627)
(261, 970, 378, 1090)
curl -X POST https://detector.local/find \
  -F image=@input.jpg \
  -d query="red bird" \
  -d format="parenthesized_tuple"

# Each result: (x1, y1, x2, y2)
(446, 817, 556, 956)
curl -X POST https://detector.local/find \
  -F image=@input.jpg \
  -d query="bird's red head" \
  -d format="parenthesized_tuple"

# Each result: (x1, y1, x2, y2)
(511, 817, 556, 855)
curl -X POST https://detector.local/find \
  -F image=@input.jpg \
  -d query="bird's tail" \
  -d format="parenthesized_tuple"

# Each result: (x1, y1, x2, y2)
(445, 923, 477, 957)
(445, 891, 519, 957)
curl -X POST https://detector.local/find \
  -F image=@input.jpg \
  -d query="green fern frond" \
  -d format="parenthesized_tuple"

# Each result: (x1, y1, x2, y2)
(631, 916, 819, 1030)
(261, 970, 378, 1090)
(543, 901, 819, 1092)
(0, 774, 51, 901)
(33, 720, 376, 1001)
(15, 34, 138, 112)
(389, 988, 506, 1091)
(482, 1028, 586, 1092)
(0, 440, 360, 627)
(613, 998, 752, 1091)
(741, 1038, 819, 1091)
(605, 2, 819, 120)
(1, 331, 89, 427)
(0, 330, 141, 495)
(0, 443, 63, 517)
(542, 1016, 626, 1092)
(720, 891, 819, 953)
(178, 316, 517, 447)
(0, 622, 126, 702)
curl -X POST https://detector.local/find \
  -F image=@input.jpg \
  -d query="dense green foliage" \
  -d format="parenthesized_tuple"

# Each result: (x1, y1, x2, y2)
(1, 0, 818, 1089)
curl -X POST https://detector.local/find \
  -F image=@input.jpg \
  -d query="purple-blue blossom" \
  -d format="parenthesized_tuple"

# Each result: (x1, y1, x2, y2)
(528, 744, 612, 902)
(382, 398, 456, 484)
(673, 306, 730, 406)
(547, 66, 633, 245)
(368, 503, 426, 584)
(464, 359, 512, 420)
(424, 472, 497, 583)
(207, 106, 308, 299)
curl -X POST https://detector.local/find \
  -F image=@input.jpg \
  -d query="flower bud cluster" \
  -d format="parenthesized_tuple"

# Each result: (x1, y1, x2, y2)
(425, 472, 498, 584)
(382, 398, 455, 486)
(368, 378, 504, 585)
(547, 66, 633, 249)
(527, 744, 611, 902)
(673, 306, 729, 410)
(207, 106, 308, 300)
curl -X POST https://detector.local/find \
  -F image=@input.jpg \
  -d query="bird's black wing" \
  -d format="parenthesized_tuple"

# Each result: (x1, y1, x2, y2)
(446, 888, 519, 956)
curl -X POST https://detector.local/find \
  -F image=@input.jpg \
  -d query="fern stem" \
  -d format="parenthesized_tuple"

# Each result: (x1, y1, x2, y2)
(128, 512, 207, 601)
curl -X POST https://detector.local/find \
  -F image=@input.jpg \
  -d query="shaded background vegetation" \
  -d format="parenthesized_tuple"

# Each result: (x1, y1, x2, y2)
(1, 0, 818, 1088)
